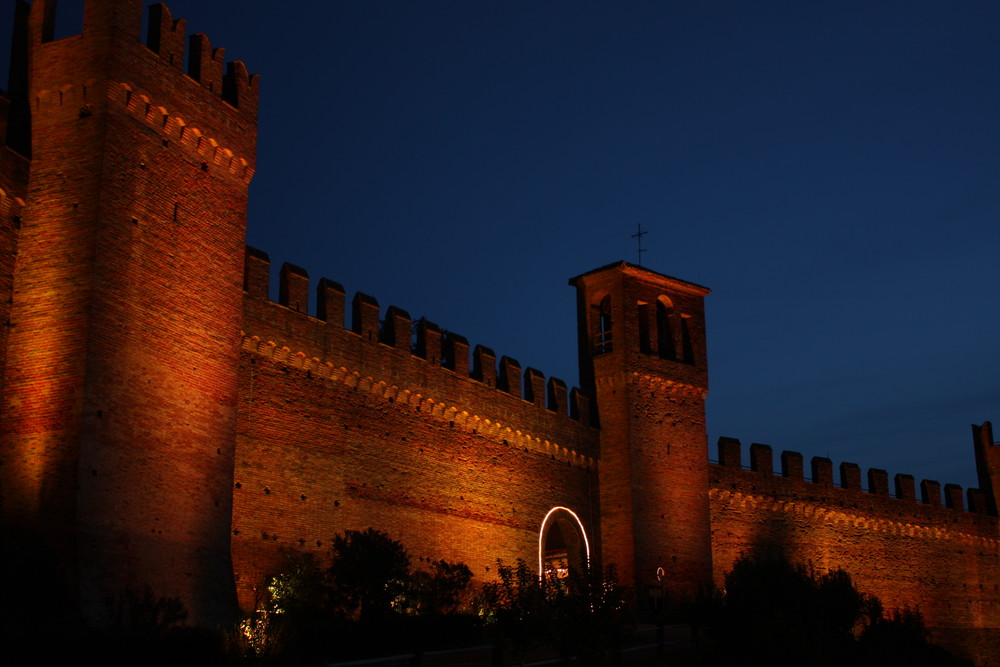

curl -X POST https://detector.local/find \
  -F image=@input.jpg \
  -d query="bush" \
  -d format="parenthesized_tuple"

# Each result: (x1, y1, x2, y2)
(545, 563, 634, 666)
(403, 558, 475, 616)
(328, 528, 412, 622)
(242, 530, 478, 663)
(479, 559, 549, 664)
(697, 553, 970, 667)
(478, 559, 634, 666)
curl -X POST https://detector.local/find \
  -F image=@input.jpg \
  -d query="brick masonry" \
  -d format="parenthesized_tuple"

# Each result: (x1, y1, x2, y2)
(0, 2, 998, 665)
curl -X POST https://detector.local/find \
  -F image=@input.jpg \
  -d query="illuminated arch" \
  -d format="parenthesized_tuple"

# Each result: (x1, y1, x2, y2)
(538, 506, 591, 577)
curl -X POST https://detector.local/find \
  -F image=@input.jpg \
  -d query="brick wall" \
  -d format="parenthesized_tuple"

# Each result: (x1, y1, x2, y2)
(0, 0, 255, 626)
(234, 262, 600, 608)
(710, 439, 1000, 665)
(0, 93, 28, 404)
(2, 4, 999, 657)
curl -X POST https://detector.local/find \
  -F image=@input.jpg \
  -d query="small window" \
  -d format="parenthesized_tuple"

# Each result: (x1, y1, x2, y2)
(637, 301, 653, 354)
(656, 296, 677, 361)
(591, 295, 612, 355)
(680, 314, 694, 364)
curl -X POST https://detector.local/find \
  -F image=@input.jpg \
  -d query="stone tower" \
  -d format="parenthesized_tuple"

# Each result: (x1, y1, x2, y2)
(0, 0, 256, 626)
(571, 261, 712, 602)
(973, 421, 1000, 515)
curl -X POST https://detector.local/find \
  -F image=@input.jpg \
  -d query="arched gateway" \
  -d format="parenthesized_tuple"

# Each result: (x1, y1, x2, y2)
(538, 507, 591, 577)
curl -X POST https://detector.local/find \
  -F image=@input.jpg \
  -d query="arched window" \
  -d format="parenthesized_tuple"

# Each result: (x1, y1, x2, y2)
(656, 296, 676, 361)
(591, 295, 612, 355)
(680, 314, 694, 364)
(539, 506, 591, 578)
(637, 301, 653, 354)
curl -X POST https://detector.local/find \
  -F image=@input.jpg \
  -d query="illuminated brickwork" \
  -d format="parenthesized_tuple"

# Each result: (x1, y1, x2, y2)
(709, 441, 1000, 661)
(0, 2, 998, 664)
(234, 256, 599, 608)
(570, 263, 713, 600)
(0, 0, 255, 626)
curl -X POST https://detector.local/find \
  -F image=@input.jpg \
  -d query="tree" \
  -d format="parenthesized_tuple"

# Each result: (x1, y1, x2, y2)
(328, 528, 411, 622)
(545, 564, 634, 666)
(267, 551, 330, 622)
(236, 551, 331, 661)
(404, 559, 475, 617)
(478, 559, 634, 667)
(479, 559, 549, 665)
(698, 553, 971, 667)
(240, 531, 478, 663)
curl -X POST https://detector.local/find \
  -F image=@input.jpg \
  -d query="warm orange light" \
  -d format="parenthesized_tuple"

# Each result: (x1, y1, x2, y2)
(538, 506, 591, 576)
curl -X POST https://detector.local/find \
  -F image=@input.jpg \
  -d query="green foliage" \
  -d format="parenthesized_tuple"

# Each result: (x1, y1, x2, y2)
(234, 551, 331, 661)
(709, 556, 854, 665)
(239, 530, 478, 664)
(267, 551, 329, 621)
(234, 611, 278, 662)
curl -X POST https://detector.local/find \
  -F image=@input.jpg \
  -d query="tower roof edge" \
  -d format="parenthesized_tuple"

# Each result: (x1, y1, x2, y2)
(568, 260, 710, 295)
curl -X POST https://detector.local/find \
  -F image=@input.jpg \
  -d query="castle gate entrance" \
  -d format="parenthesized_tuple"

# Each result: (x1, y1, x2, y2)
(539, 506, 590, 577)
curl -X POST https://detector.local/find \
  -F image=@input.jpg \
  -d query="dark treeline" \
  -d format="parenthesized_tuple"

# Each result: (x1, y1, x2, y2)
(1, 533, 975, 666)
(692, 553, 973, 667)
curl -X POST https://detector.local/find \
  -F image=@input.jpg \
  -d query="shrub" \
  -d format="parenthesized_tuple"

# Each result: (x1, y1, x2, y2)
(698, 553, 970, 667)
(478, 559, 634, 666)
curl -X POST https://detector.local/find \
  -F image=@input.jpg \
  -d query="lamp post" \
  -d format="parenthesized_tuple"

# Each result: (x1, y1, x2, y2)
(655, 567, 666, 656)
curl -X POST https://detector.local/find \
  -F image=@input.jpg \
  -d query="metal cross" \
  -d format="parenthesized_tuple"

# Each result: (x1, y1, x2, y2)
(631, 224, 647, 266)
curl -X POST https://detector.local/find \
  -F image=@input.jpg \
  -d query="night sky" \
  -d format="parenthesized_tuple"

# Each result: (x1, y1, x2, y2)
(3, 1, 999, 494)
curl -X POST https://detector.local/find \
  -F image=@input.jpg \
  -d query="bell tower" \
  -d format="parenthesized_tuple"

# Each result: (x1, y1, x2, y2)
(571, 261, 712, 602)
(0, 0, 256, 626)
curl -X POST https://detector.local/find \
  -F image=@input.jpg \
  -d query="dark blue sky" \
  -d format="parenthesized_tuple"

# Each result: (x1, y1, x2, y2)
(5, 1, 1000, 494)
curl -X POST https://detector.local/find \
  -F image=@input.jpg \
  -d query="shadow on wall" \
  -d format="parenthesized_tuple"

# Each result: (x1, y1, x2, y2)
(747, 505, 794, 567)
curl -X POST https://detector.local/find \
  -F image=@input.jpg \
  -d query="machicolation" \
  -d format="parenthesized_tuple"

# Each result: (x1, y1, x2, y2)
(0, 2, 998, 665)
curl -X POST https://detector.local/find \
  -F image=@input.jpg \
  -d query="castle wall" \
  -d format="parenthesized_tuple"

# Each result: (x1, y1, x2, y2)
(709, 440, 1000, 665)
(1, 4, 998, 659)
(0, 92, 28, 404)
(233, 255, 600, 608)
(0, 0, 255, 625)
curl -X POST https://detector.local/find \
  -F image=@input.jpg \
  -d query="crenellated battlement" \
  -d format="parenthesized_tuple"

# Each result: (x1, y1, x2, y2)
(102, 80, 254, 179)
(25, 1, 258, 115)
(711, 436, 995, 521)
(2, 0, 258, 628)
(709, 486, 1000, 547)
(242, 247, 594, 427)
(239, 333, 598, 471)
(145, 3, 259, 114)
(709, 434, 1000, 643)
(16, 1, 258, 182)
(0, 187, 25, 214)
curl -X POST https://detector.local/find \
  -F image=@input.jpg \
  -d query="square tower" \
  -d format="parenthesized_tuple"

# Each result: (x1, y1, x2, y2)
(571, 261, 712, 603)
(0, 0, 257, 626)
